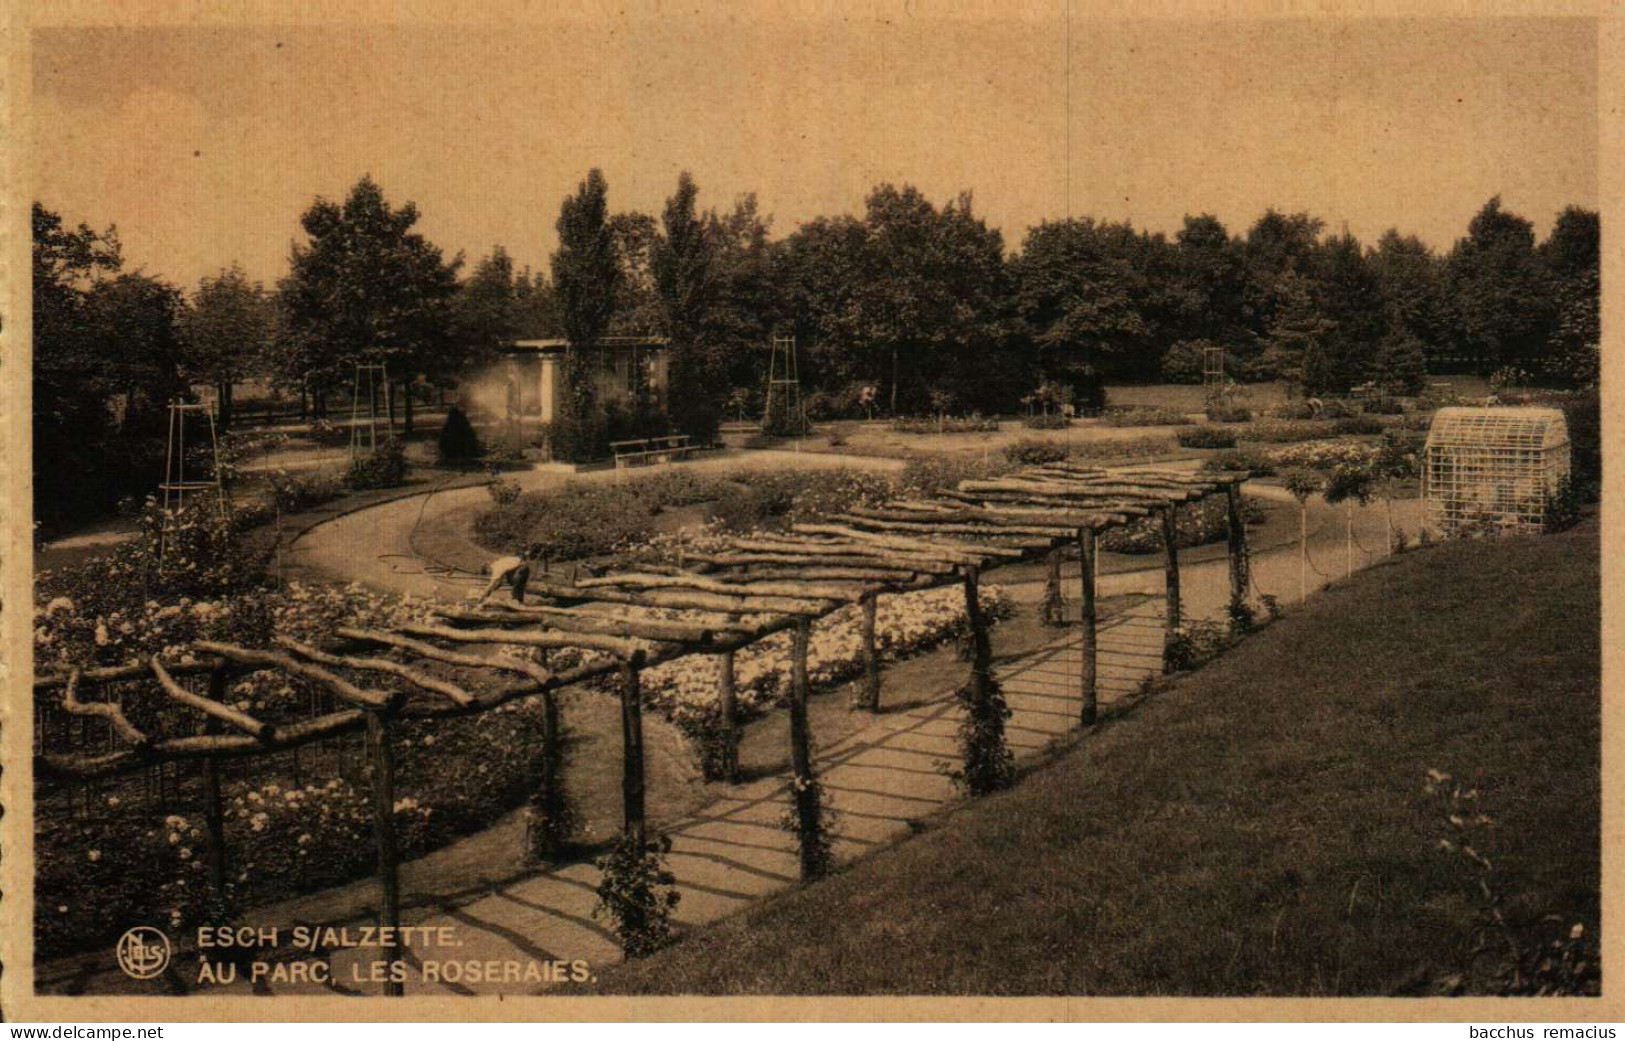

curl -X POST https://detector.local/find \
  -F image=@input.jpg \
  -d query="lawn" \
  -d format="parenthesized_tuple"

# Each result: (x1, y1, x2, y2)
(584, 520, 1601, 996)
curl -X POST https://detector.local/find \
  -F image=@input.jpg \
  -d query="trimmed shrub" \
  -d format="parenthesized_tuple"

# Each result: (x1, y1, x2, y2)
(1237, 421, 1336, 444)
(1331, 415, 1386, 436)
(1177, 427, 1239, 449)
(1022, 412, 1070, 430)
(1105, 406, 1195, 428)
(1201, 448, 1277, 478)
(888, 414, 1001, 435)
(1204, 403, 1253, 423)
(436, 406, 484, 462)
(1363, 396, 1407, 415)
(345, 438, 408, 489)
(1003, 438, 1069, 466)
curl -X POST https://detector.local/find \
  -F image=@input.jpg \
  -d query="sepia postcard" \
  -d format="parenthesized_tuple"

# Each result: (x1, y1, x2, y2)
(1, 0, 1618, 1023)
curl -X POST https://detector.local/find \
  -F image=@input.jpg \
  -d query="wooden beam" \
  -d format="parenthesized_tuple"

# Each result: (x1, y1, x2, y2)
(526, 577, 838, 617)
(838, 512, 1076, 541)
(727, 537, 962, 574)
(398, 622, 656, 660)
(274, 636, 476, 707)
(37, 708, 368, 780)
(151, 658, 273, 740)
(59, 668, 148, 747)
(334, 627, 551, 684)
(576, 571, 872, 604)
(192, 641, 397, 710)
(431, 604, 726, 644)
(703, 563, 924, 584)
(789, 523, 1021, 562)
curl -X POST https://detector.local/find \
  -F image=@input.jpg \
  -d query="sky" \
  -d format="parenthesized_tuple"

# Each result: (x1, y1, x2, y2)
(30, 9, 1599, 292)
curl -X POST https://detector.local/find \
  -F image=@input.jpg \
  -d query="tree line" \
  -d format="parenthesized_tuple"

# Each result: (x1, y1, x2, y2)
(33, 173, 1598, 518)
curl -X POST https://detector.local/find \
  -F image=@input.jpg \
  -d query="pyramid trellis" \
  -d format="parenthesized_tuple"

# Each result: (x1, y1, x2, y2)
(34, 461, 1251, 992)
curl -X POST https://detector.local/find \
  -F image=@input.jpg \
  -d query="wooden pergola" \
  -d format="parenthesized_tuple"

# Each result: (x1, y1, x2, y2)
(34, 461, 1249, 988)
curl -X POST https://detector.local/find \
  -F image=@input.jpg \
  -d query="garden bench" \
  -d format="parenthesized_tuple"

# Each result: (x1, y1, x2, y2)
(611, 434, 694, 468)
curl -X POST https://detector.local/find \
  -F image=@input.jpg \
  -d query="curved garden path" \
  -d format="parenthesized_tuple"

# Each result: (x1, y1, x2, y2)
(39, 454, 1420, 996)
(285, 449, 907, 601)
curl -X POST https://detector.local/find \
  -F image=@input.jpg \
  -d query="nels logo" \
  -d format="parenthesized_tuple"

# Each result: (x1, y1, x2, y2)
(116, 927, 172, 980)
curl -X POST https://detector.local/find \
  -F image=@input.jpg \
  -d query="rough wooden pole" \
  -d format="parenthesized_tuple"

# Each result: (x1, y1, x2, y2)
(203, 667, 230, 913)
(718, 648, 740, 784)
(1042, 549, 1064, 625)
(203, 757, 228, 912)
(1161, 505, 1182, 670)
(364, 711, 403, 997)
(962, 566, 992, 700)
(1299, 502, 1308, 603)
(1225, 484, 1249, 608)
(532, 687, 563, 859)
(1078, 527, 1098, 726)
(619, 655, 647, 846)
(858, 593, 882, 712)
(789, 618, 820, 881)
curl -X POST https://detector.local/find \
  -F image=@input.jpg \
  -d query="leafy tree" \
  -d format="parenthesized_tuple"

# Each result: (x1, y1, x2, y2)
(448, 246, 524, 366)
(653, 172, 720, 442)
(32, 203, 190, 529)
(550, 168, 621, 460)
(701, 195, 782, 402)
(513, 267, 563, 338)
(1172, 214, 1253, 357)
(1012, 218, 1152, 385)
(1540, 206, 1600, 386)
(1369, 229, 1454, 370)
(278, 176, 461, 433)
(852, 186, 1009, 413)
(1446, 197, 1554, 375)
(1313, 232, 1388, 392)
(180, 264, 275, 432)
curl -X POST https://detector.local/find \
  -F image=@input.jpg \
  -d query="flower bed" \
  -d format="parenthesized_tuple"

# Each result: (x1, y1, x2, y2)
(888, 414, 1001, 435)
(1103, 406, 1195, 428)
(642, 584, 1011, 727)
(35, 573, 1006, 958)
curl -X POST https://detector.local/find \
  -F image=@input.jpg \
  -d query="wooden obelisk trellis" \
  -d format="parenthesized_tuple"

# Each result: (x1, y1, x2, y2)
(37, 461, 1256, 990)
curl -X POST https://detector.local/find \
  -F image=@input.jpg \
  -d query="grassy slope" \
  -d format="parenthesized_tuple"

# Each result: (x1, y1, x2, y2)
(588, 522, 1600, 996)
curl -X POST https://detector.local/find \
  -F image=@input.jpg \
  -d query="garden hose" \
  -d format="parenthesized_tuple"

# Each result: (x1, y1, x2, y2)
(375, 473, 487, 585)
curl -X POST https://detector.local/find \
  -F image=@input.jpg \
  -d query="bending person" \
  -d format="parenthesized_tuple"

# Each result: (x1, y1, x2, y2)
(476, 552, 532, 604)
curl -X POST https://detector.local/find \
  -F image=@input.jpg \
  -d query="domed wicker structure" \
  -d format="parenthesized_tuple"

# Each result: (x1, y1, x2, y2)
(1422, 406, 1570, 534)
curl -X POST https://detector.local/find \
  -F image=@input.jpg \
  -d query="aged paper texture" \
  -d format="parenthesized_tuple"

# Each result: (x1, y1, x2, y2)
(2, 0, 1619, 1022)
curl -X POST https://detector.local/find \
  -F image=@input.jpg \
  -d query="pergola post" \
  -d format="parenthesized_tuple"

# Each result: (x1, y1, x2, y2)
(1161, 504, 1182, 671)
(1078, 526, 1098, 726)
(1225, 483, 1249, 608)
(717, 648, 740, 784)
(1041, 549, 1064, 625)
(858, 593, 882, 712)
(364, 710, 403, 997)
(531, 686, 565, 859)
(788, 618, 820, 881)
(962, 565, 993, 700)
(619, 654, 647, 846)
(202, 667, 230, 915)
